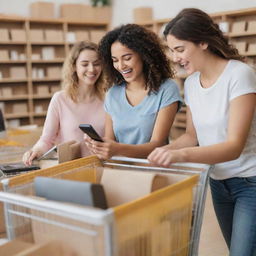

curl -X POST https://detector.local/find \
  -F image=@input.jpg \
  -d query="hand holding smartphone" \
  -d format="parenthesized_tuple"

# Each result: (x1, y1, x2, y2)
(79, 124, 103, 142)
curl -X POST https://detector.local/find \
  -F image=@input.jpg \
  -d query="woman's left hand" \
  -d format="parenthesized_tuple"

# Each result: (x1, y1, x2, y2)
(84, 134, 118, 160)
(147, 147, 186, 167)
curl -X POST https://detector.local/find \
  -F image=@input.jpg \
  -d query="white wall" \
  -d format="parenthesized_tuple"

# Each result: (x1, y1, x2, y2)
(0, 0, 255, 27)
(112, 0, 256, 27)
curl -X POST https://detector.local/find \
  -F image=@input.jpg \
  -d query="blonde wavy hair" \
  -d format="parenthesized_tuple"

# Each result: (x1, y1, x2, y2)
(62, 41, 105, 102)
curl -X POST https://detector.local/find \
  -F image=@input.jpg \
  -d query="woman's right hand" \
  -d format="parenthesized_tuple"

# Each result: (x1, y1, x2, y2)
(22, 149, 42, 166)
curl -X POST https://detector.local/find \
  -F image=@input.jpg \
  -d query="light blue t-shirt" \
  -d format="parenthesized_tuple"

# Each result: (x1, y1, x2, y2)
(104, 79, 182, 144)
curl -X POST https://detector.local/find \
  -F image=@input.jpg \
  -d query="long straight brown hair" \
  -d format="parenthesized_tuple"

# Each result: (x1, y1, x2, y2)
(164, 8, 243, 61)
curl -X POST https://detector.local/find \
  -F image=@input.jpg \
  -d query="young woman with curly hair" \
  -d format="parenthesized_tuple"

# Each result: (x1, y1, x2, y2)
(23, 41, 106, 165)
(84, 24, 182, 159)
(148, 8, 256, 256)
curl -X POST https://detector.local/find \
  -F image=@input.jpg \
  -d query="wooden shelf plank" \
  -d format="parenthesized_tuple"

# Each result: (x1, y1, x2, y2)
(5, 113, 30, 119)
(32, 78, 61, 82)
(33, 94, 54, 99)
(0, 78, 28, 83)
(0, 95, 28, 101)
(31, 59, 65, 64)
(0, 60, 27, 64)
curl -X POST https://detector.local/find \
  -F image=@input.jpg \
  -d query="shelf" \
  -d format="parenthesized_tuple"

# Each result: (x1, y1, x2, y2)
(0, 78, 28, 83)
(5, 113, 30, 119)
(30, 42, 65, 46)
(0, 41, 27, 45)
(228, 32, 256, 38)
(0, 95, 28, 101)
(0, 60, 27, 64)
(32, 78, 61, 82)
(31, 58, 65, 64)
(32, 111, 47, 117)
(33, 94, 53, 99)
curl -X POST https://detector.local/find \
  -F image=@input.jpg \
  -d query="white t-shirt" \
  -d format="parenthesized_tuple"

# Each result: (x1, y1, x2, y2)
(184, 60, 256, 180)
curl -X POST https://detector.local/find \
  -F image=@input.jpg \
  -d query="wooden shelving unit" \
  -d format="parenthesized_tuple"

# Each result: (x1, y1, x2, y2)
(136, 7, 256, 139)
(0, 16, 109, 128)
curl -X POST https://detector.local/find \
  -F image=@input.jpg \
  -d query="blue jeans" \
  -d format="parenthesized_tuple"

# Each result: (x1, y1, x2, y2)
(210, 176, 256, 256)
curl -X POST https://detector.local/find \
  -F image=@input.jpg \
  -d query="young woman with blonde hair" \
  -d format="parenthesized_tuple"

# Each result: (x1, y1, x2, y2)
(23, 41, 105, 165)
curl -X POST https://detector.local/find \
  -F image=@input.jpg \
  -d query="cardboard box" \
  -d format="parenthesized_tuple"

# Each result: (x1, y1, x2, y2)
(234, 41, 247, 54)
(9, 66, 26, 79)
(133, 7, 153, 23)
(10, 29, 26, 42)
(37, 85, 49, 94)
(91, 6, 111, 23)
(45, 30, 63, 42)
(46, 66, 62, 78)
(13, 102, 28, 113)
(50, 85, 60, 93)
(248, 43, 256, 54)
(60, 4, 85, 20)
(247, 20, 256, 33)
(30, 1, 55, 19)
(75, 31, 90, 42)
(0, 28, 9, 42)
(231, 21, 246, 33)
(0, 50, 9, 60)
(2, 87, 12, 97)
(30, 29, 44, 42)
(90, 30, 106, 44)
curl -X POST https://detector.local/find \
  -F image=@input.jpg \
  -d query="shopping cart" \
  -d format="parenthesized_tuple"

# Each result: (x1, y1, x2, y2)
(0, 156, 211, 256)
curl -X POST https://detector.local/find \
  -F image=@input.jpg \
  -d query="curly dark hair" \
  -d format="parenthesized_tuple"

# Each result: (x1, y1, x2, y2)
(98, 24, 174, 93)
(164, 8, 243, 61)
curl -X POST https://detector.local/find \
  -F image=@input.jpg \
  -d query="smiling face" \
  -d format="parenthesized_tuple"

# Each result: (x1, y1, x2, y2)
(75, 49, 102, 87)
(111, 41, 145, 85)
(166, 34, 208, 75)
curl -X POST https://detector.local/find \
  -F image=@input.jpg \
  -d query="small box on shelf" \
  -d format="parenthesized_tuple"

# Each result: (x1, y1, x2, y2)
(90, 30, 106, 44)
(10, 66, 27, 79)
(6, 119, 20, 128)
(45, 30, 63, 43)
(247, 20, 256, 33)
(37, 85, 49, 95)
(0, 50, 9, 61)
(31, 53, 41, 60)
(233, 41, 247, 54)
(231, 21, 246, 34)
(13, 102, 28, 113)
(133, 7, 153, 23)
(30, 1, 55, 19)
(75, 31, 90, 42)
(0, 28, 9, 42)
(248, 43, 256, 54)
(30, 29, 44, 43)
(46, 66, 62, 79)
(10, 29, 26, 42)
(2, 87, 12, 97)
(50, 85, 60, 94)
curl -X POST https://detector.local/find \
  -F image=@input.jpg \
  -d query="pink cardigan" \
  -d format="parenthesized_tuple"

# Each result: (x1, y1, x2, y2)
(33, 91, 105, 157)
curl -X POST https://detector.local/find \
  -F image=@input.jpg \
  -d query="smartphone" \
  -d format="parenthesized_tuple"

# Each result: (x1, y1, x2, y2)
(79, 124, 103, 142)
(0, 162, 40, 174)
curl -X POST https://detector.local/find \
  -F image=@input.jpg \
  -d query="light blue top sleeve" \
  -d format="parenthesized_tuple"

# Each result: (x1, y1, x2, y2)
(104, 79, 182, 144)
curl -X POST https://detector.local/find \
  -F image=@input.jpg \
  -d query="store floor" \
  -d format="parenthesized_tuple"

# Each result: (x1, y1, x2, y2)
(199, 188, 228, 256)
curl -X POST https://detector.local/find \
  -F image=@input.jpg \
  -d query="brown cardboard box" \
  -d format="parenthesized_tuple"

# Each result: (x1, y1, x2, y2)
(13, 102, 28, 113)
(90, 30, 106, 44)
(0, 28, 9, 42)
(45, 30, 63, 42)
(92, 6, 111, 23)
(60, 4, 84, 20)
(10, 29, 26, 42)
(10, 66, 26, 79)
(2, 87, 12, 97)
(133, 7, 153, 23)
(75, 30, 90, 42)
(37, 85, 49, 94)
(0, 50, 9, 60)
(30, 1, 55, 19)
(247, 20, 256, 33)
(46, 66, 62, 78)
(30, 29, 44, 42)
(248, 43, 256, 54)
(231, 21, 246, 33)
(234, 41, 247, 54)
